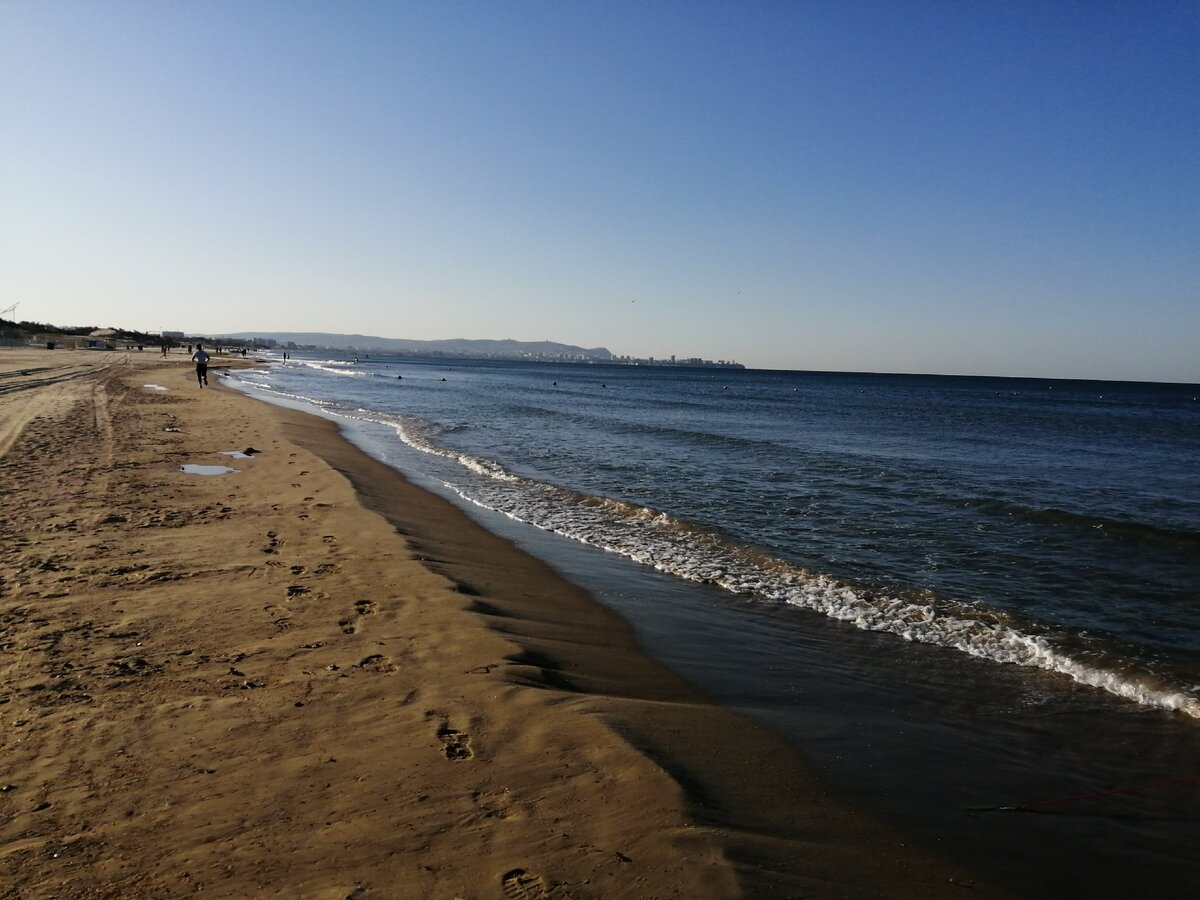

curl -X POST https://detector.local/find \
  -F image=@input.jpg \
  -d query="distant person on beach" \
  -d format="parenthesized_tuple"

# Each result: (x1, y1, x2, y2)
(191, 343, 210, 388)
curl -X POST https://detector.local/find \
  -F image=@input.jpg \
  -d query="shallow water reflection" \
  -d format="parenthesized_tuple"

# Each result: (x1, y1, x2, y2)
(180, 464, 238, 475)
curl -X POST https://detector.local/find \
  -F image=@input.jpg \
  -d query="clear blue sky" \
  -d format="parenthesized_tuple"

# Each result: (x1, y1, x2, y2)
(2, 1, 1197, 380)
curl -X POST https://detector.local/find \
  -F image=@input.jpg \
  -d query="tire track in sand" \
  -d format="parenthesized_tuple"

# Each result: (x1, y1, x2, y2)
(0, 357, 124, 460)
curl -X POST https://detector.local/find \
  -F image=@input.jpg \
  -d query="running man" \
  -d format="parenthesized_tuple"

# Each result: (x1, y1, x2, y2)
(191, 343, 211, 388)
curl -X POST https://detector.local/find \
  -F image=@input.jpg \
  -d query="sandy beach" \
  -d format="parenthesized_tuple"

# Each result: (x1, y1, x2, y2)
(0, 349, 1003, 899)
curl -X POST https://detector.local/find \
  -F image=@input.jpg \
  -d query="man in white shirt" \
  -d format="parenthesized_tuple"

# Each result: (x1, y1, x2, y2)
(191, 343, 211, 388)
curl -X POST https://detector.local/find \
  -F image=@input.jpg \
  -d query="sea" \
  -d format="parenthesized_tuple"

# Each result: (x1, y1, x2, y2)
(226, 355, 1200, 896)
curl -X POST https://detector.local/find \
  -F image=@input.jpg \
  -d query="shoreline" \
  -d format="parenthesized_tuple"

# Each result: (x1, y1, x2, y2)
(255, 367, 1009, 896)
(272, 407, 1004, 897)
(0, 349, 1000, 897)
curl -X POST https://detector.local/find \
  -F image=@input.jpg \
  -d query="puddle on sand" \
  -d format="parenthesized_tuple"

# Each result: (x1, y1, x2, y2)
(180, 464, 238, 476)
(142, 384, 169, 391)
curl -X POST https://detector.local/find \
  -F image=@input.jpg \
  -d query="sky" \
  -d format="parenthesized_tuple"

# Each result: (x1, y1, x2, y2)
(2, 1, 1197, 381)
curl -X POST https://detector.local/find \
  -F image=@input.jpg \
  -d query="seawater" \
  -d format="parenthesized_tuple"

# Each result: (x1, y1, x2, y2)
(227, 355, 1200, 895)
(230, 355, 1200, 716)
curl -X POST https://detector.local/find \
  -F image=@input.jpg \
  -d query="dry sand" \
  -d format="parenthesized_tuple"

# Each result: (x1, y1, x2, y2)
(0, 348, 1005, 899)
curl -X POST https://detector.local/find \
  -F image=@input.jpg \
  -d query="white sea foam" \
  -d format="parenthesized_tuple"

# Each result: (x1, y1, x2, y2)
(222, 369, 335, 409)
(304, 361, 368, 377)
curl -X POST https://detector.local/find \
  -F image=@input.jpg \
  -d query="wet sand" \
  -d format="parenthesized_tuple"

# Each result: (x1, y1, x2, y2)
(0, 348, 1004, 898)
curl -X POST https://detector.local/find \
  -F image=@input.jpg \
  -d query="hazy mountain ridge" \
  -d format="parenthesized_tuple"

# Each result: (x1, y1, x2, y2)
(218, 332, 612, 359)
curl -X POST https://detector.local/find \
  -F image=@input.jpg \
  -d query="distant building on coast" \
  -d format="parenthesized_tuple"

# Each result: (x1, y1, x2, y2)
(30, 332, 116, 350)
(610, 354, 744, 369)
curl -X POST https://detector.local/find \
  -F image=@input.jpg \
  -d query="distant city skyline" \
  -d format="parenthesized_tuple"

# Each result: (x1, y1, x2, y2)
(212, 331, 744, 368)
(2, 2, 1197, 382)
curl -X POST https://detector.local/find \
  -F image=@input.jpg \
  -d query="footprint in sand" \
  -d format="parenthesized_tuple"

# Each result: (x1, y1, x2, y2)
(338, 599, 377, 634)
(437, 722, 473, 760)
(355, 653, 397, 673)
(471, 788, 514, 821)
(501, 868, 548, 899)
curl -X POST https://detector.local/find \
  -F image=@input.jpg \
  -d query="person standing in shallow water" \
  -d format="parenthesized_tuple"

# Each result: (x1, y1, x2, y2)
(191, 343, 210, 388)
